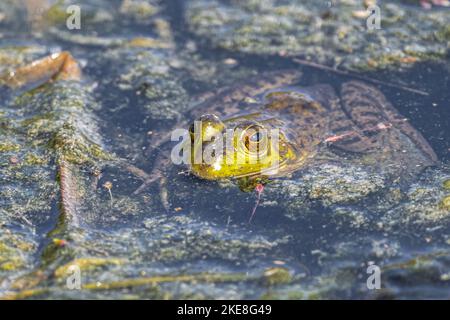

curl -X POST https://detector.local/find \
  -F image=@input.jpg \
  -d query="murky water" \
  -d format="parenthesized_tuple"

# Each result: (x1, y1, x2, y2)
(0, 0, 449, 299)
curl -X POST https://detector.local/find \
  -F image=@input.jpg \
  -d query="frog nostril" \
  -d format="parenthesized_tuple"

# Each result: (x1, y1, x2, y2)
(189, 122, 195, 134)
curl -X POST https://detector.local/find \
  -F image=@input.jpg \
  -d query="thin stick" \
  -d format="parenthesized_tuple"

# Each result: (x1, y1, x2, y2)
(292, 58, 429, 96)
(248, 184, 264, 224)
(58, 158, 80, 226)
(133, 174, 162, 195)
(324, 122, 393, 143)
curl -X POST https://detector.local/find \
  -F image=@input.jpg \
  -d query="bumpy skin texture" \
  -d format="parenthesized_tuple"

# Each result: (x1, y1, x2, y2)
(182, 71, 437, 183)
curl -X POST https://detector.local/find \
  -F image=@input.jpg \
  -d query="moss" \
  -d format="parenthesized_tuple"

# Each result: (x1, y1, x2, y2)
(48, 122, 112, 165)
(44, 0, 68, 25)
(442, 179, 450, 191)
(186, 0, 450, 71)
(435, 25, 450, 42)
(0, 142, 20, 152)
(120, 0, 159, 19)
(307, 292, 321, 300)
(439, 195, 450, 211)
(12, 83, 111, 166)
(0, 238, 34, 272)
(259, 292, 280, 300)
(83, 272, 250, 291)
(0, 260, 24, 271)
(1, 288, 49, 300)
(384, 251, 448, 271)
(238, 176, 270, 192)
(54, 257, 125, 278)
(20, 113, 56, 138)
(23, 153, 48, 166)
(0, 112, 13, 134)
(126, 37, 171, 49)
(261, 267, 292, 286)
(287, 291, 305, 299)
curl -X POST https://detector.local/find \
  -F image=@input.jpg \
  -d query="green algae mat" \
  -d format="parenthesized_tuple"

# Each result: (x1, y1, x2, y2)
(0, 0, 450, 299)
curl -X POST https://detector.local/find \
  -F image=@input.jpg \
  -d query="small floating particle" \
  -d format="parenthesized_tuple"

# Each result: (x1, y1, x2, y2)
(367, 59, 378, 68)
(441, 273, 450, 281)
(174, 207, 182, 212)
(400, 56, 418, 64)
(142, 195, 151, 204)
(352, 10, 370, 19)
(169, 59, 183, 68)
(103, 181, 113, 190)
(92, 168, 101, 177)
(244, 97, 258, 104)
(103, 181, 114, 204)
(9, 156, 20, 165)
(420, 0, 450, 9)
(364, 0, 377, 6)
(223, 58, 238, 65)
(273, 260, 286, 265)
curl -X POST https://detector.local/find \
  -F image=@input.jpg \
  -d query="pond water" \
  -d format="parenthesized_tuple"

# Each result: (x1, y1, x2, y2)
(0, 0, 449, 299)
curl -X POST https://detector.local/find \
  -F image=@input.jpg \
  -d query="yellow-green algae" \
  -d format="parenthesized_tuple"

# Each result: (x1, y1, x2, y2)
(119, 0, 159, 20)
(261, 267, 292, 286)
(11, 81, 113, 166)
(0, 234, 35, 272)
(440, 195, 450, 211)
(1, 1, 450, 301)
(0, 142, 21, 153)
(48, 122, 112, 165)
(442, 179, 450, 190)
(23, 152, 48, 166)
(186, 0, 450, 71)
(384, 256, 434, 271)
(83, 272, 251, 291)
(0, 50, 123, 298)
(1, 288, 50, 300)
(54, 257, 125, 278)
(4, 269, 289, 299)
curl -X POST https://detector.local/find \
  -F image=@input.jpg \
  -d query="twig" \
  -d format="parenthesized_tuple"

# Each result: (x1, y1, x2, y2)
(248, 183, 264, 224)
(292, 58, 429, 96)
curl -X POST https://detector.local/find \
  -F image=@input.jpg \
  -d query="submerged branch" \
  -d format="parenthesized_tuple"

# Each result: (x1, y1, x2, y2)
(293, 58, 429, 96)
(2, 51, 81, 90)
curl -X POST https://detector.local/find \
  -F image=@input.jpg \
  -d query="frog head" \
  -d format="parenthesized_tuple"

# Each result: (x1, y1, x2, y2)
(187, 113, 301, 180)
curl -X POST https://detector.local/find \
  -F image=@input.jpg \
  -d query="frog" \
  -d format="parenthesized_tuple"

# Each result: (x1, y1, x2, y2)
(139, 70, 437, 198)
(192, 76, 437, 180)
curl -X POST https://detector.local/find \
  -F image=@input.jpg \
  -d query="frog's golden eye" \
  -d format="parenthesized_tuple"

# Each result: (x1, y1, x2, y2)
(249, 131, 262, 143)
(239, 124, 268, 157)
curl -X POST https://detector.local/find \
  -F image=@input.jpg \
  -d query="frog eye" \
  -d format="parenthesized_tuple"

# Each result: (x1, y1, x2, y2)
(249, 131, 262, 142)
(241, 124, 268, 152)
